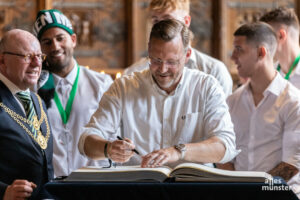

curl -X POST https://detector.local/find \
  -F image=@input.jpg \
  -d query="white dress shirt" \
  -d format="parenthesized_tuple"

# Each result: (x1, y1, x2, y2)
(47, 62, 113, 177)
(227, 72, 300, 196)
(278, 61, 300, 90)
(123, 47, 233, 97)
(79, 68, 239, 167)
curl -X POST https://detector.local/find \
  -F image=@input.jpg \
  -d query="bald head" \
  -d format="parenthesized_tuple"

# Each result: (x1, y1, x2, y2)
(0, 29, 42, 90)
(0, 29, 40, 54)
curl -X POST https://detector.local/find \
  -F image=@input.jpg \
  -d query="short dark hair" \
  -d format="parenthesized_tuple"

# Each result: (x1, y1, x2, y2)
(149, 19, 190, 52)
(260, 7, 299, 30)
(234, 22, 277, 56)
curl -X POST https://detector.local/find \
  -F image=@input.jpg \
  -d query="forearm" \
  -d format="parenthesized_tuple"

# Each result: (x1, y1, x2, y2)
(184, 136, 226, 163)
(268, 162, 299, 182)
(84, 134, 108, 160)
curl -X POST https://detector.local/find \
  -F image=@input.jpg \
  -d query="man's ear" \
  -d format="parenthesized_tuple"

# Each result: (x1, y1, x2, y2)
(71, 33, 77, 48)
(258, 46, 266, 59)
(278, 28, 287, 42)
(184, 47, 192, 64)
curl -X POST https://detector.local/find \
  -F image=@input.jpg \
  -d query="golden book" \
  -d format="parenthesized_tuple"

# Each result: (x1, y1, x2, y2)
(64, 162, 272, 183)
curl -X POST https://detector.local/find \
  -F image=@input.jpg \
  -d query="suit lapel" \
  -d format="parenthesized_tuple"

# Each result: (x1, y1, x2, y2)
(0, 81, 26, 117)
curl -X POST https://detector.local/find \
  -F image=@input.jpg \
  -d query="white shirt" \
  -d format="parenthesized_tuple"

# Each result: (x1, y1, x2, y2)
(46, 62, 113, 177)
(278, 61, 300, 90)
(79, 68, 239, 167)
(227, 72, 300, 196)
(123, 48, 233, 97)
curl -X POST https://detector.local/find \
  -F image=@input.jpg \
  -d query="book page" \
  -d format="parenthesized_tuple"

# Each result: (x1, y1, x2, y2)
(171, 163, 272, 182)
(65, 165, 173, 182)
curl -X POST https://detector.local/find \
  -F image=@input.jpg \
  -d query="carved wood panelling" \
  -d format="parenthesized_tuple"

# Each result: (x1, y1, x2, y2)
(53, 0, 126, 73)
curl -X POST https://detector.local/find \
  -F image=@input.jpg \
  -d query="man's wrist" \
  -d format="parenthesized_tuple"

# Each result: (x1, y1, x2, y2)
(174, 144, 187, 160)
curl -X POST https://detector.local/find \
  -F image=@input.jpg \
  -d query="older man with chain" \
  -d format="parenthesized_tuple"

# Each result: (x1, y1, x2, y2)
(0, 29, 53, 200)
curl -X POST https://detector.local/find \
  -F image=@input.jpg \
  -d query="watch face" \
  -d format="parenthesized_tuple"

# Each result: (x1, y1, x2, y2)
(175, 144, 186, 151)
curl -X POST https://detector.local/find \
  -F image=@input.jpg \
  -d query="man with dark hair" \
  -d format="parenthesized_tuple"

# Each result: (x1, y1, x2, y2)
(221, 22, 300, 197)
(124, 0, 233, 97)
(33, 9, 113, 177)
(260, 7, 300, 89)
(78, 19, 239, 168)
(0, 29, 53, 199)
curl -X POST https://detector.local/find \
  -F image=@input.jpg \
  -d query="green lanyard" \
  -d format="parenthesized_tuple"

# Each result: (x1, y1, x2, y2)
(277, 54, 300, 80)
(42, 64, 80, 124)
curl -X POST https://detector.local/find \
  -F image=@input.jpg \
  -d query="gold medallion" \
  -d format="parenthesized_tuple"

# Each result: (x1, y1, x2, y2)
(37, 131, 47, 149)
(32, 115, 40, 131)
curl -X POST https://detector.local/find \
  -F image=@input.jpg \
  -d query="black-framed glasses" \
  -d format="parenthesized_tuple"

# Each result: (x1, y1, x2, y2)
(3, 51, 46, 63)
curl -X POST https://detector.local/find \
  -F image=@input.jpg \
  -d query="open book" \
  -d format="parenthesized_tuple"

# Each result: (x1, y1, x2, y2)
(64, 162, 273, 183)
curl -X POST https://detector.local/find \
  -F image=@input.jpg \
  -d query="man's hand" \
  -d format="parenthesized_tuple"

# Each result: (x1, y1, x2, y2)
(107, 137, 135, 163)
(141, 147, 180, 168)
(268, 162, 299, 182)
(3, 180, 37, 200)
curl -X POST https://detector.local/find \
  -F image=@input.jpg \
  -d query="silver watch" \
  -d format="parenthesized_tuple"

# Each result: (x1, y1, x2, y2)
(174, 144, 186, 160)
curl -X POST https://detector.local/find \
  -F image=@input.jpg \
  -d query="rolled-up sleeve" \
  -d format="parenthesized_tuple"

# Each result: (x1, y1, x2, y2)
(202, 76, 240, 163)
(78, 81, 123, 157)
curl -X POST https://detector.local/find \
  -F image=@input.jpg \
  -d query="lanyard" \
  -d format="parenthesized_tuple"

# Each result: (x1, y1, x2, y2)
(42, 64, 80, 124)
(277, 54, 300, 80)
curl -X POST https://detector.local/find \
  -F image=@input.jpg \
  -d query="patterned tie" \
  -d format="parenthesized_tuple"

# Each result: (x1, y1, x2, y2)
(16, 91, 37, 137)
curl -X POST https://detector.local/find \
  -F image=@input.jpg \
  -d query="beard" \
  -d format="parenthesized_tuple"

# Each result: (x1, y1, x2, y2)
(44, 51, 73, 73)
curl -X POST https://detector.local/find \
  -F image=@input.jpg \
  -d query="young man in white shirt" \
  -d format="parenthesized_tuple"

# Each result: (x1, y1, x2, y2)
(260, 7, 300, 89)
(124, 0, 233, 97)
(33, 9, 113, 177)
(79, 19, 239, 168)
(220, 22, 300, 197)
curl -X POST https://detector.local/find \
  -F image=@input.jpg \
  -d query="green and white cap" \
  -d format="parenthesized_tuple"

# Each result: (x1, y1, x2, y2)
(33, 9, 73, 39)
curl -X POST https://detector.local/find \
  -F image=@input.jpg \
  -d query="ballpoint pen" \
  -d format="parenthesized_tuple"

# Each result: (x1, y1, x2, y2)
(117, 136, 140, 155)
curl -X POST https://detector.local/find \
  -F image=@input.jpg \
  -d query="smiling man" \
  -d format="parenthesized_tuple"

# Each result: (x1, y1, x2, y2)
(33, 9, 113, 177)
(220, 22, 300, 198)
(124, 0, 233, 97)
(0, 29, 53, 199)
(78, 19, 239, 169)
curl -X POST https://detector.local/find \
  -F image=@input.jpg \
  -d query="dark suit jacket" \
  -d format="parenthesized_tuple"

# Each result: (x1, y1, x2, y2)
(0, 81, 53, 199)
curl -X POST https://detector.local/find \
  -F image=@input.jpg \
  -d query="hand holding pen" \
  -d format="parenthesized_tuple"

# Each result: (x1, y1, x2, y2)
(105, 136, 138, 163)
(117, 136, 140, 155)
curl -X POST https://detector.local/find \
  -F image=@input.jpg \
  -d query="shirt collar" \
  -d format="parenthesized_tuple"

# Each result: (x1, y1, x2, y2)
(52, 60, 77, 86)
(245, 71, 287, 97)
(0, 72, 29, 95)
(263, 71, 287, 96)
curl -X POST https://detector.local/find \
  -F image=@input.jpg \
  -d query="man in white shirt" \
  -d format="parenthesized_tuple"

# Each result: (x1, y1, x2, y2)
(33, 9, 113, 177)
(79, 19, 239, 168)
(221, 22, 300, 197)
(260, 7, 300, 89)
(123, 0, 233, 97)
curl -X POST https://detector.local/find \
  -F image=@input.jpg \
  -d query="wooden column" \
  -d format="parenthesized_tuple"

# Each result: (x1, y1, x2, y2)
(211, 0, 226, 62)
(125, 0, 136, 68)
(36, 0, 52, 13)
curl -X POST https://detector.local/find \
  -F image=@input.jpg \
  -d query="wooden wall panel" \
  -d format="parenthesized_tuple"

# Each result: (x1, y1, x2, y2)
(53, 0, 126, 74)
(0, 0, 36, 37)
(223, 0, 295, 87)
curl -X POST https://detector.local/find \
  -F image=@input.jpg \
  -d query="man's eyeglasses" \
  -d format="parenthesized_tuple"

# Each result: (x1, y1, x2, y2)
(148, 56, 182, 68)
(3, 52, 46, 63)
